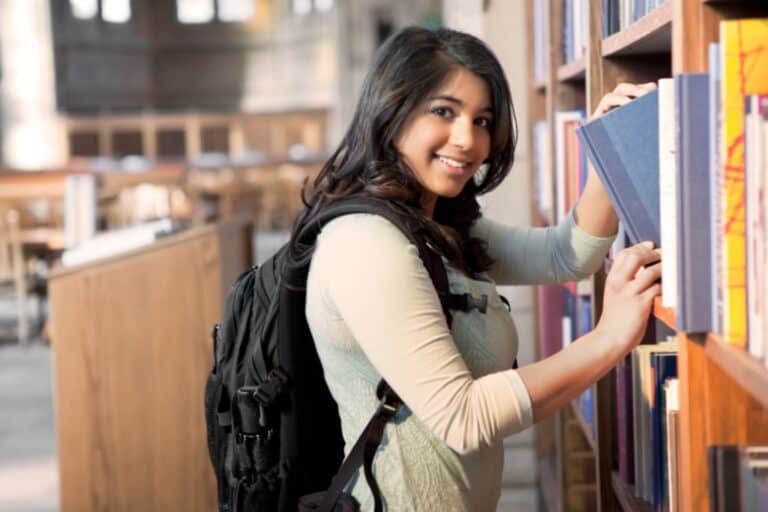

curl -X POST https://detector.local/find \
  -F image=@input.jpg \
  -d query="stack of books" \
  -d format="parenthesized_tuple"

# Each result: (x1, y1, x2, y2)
(708, 445, 768, 511)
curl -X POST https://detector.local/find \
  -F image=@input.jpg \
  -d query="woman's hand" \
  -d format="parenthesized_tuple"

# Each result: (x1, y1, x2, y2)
(595, 241, 662, 350)
(591, 82, 656, 119)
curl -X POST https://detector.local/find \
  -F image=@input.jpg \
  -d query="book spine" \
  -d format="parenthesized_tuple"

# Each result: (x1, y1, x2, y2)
(719, 19, 768, 346)
(658, 78, 678, 309)
(676, 74, 713, 333)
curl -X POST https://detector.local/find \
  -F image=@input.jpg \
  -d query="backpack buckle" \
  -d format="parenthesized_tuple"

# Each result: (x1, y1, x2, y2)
(376, 393, 399, 420)
(251, 367, 289, 407)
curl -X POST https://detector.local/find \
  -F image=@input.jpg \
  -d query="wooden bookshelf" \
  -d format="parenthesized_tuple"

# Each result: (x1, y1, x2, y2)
(652, 297, 676, 331)
(602, 1, 673, 56)
(610, 472, 653, 512)
(557, 58, 586, 82)
(571, 400, 596, 453)
(526, 1, 768, 511)
(705, 333, 768, 409)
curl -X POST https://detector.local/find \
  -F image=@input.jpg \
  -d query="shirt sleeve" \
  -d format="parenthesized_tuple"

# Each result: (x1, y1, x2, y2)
(308, 214, 533, 455)
(470, 210, 616, 286)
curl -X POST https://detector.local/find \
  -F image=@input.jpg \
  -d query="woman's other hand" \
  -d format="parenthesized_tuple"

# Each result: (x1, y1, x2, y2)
(591, 82, 656, 119)
(596, 241, 662, 350)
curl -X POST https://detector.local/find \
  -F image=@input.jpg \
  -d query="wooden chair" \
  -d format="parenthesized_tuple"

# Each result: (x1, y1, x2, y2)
(0, 209, 29, 344)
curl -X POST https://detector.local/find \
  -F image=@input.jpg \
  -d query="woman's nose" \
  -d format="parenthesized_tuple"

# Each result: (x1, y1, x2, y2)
(449, 118, 474, 150)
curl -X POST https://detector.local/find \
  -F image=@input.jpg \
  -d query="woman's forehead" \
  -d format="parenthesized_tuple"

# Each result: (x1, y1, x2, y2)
(428, 69, 492, 110)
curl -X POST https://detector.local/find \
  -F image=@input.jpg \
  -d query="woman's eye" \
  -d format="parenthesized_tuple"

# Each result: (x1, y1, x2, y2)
(475, 117, 492, 128)
(431, 106, 453, 118)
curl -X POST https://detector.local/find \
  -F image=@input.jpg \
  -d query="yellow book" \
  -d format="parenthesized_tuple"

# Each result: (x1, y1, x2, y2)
(720, 19, 768, 347)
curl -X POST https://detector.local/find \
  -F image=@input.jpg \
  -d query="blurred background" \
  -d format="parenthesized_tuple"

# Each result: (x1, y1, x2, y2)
(0, 1, 537, 510)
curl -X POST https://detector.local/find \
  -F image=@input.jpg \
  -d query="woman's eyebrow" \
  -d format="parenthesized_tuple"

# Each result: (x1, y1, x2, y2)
(428, 94, 493, 114)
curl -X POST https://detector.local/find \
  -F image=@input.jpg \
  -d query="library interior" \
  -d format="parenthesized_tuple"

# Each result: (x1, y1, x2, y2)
(0, 0, 766, 511)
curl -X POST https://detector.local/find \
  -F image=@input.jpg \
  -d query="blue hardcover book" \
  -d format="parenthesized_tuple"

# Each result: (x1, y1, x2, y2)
(675, 74, 713, 333)
(576, 89, 661, 247)
(650, 352, 678, 512)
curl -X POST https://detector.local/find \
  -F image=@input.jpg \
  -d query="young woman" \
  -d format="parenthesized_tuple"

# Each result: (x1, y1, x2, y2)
(296, 26, 660, 511)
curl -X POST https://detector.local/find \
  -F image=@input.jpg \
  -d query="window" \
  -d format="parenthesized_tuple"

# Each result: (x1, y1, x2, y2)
(315, 0, 333, 12)
(69, 0, 131, 23)
(177, 0, 214, 24)
(292, 0, 311, 16)
(292, 0, 333, 16)
(70, 0, 98, 19)
(176, 0, 255, 24)
(102, 0, 131, 23)
(217, 0, 254, 22)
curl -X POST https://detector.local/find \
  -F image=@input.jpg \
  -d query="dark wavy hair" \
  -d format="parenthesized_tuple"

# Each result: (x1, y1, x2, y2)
(293, 26, 518, 276)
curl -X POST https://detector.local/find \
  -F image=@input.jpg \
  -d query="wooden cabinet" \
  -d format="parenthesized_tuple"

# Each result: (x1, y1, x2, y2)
(48, 219, 252, 511)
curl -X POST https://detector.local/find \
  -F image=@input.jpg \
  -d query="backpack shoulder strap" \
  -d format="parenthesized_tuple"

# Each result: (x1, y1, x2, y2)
(289, 196, 455, 326)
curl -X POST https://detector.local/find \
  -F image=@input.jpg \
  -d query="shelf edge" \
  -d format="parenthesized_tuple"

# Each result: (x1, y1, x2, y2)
(705, 333, 768, 409)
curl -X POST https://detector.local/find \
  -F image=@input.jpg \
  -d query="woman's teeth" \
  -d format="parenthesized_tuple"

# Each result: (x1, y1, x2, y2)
(437, 156, 468, 168)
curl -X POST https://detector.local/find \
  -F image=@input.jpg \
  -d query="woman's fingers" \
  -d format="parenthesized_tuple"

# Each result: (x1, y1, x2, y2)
(609, 242, 660, 284)
(613, 82, 656, 98)
(630, 261, 662, 294)
(593, 82, 658, 118)
(639, 282, 663, 303)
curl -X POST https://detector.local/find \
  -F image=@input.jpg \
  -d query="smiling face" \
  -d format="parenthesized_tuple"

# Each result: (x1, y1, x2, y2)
(395, 67, 493, 217)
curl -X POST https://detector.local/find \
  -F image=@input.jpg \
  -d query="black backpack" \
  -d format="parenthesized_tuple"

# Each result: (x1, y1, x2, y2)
(204, 196, 488, 512)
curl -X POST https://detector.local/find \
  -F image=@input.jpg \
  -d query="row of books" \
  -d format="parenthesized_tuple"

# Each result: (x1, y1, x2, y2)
(708, 445, 768, 511)
(531, 0, 549, 84)
(614, 338, 678, 511)
(563, 0, 588, 64)
(532, 110, 587, 226)
(532, 0, 670, 75)
(615, 340, 768, 511)
(535, 282, 596, 435)
(602, 0, 667, 38)
(575, 18, 768, 368)
(562, 287, 595, 436)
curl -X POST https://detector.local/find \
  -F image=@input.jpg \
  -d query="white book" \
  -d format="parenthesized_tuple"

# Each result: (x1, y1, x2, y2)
(62, 218, 175, 268)
(658, 78, 678, 308)
(573, 0, 582, 60)
(562, 316, 572, 350)
(665, 378, 680, 512)
(746, 95, 765, 361)
(533, 121, 553, 222)
(64, 175, 97, 248)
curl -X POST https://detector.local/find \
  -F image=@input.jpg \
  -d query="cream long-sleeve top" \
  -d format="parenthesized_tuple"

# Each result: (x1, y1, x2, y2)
(305, 211, 615, 511)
